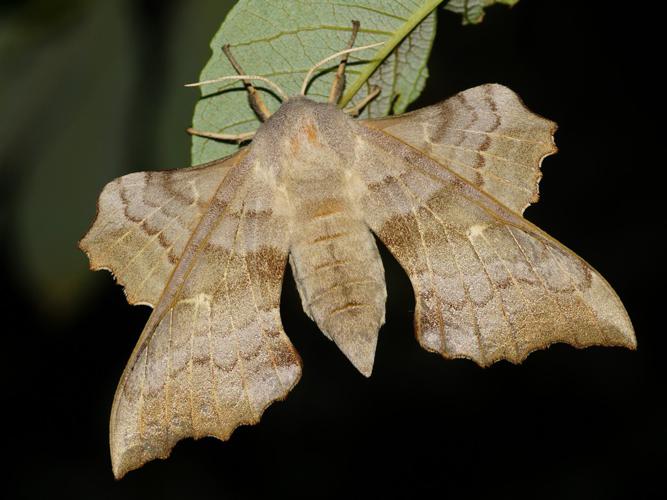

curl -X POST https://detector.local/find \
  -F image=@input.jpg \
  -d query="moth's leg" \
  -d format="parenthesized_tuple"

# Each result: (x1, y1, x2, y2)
(222, 44, 271, 121)
(344, 85, 381, 117)
(328, 20, 360, 105)
(187, 128, 255, 143)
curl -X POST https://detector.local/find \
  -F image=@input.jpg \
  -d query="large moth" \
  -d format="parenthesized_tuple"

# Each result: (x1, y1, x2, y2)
(80, 26, 635, 478)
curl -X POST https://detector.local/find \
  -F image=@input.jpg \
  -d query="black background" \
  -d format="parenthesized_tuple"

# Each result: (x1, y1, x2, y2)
(4, 1, 664, 498)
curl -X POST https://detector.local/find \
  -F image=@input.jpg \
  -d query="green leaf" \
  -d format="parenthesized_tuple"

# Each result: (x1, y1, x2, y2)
(444, 0, 519, 25)
(191, 0, 442, 165)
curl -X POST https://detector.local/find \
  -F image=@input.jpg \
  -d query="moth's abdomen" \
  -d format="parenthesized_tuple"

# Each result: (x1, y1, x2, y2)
(289, 197, 386, 376)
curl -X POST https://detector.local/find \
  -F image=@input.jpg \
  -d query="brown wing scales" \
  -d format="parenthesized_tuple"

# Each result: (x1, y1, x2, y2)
(80, 156, 240, 307)
(354, 117, 634, 366)
(362, 84, 557, 214)
(86, 155, 302, 478)
(80, 80, 634, 479)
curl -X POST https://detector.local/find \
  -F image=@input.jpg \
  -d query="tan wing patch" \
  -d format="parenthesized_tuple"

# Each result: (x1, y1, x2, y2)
(361, 84, 557, 214)
(353, 124, 635, 366)
(79, 155, 241, 307)
(106, 161, 301, 478)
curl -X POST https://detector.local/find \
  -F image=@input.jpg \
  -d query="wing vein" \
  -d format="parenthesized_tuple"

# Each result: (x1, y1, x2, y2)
(392, 178, 447, 351)
(134, 240, 181, 301)
(466, 232, 520, 360)
(448, 127, 554, 146)
(505, 226, 572, 337)
(435, 142, 535, 172)
(430, 149, 535, 194)
(224, 201, 258, 420)
(165, 308, 173, 442)
(116, 211, 184, 275)
(440, 219, 486, 363)
(107, 189, 178, 251)
(138, 330, 150, 446)
(205, 292, 225, 432)
(477, 229, 541, 341)
(365, 130, 532, 224)
(388, 175, 458, 356)
(188, 297, 200, 433)
(541, 242, 609, 343)
(244, 193, 285, 390)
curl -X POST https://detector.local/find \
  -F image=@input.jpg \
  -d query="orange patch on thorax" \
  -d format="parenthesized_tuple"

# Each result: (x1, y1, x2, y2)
(289, 121, 320, 155)
(304, 122, 319, 144)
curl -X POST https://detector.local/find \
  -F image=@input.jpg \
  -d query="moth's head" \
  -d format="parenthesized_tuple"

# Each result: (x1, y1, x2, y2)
(186, 37, 384, 144)
(260, 95, 340, 129)
(252, 95, 353, 162)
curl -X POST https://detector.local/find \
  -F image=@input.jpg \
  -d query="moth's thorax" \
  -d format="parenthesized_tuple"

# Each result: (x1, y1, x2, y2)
(256, 96, 349, 135)
(250, 96, 356, 181)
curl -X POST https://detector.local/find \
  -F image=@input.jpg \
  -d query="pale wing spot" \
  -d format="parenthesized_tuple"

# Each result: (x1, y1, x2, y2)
(188, 180, 200, 204)
(176, 293, 213, 308)
(467, 224, 488, 239)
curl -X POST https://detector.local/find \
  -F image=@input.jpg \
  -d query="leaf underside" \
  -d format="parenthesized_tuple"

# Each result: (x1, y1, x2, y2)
(444, 0, 519, 25)
(190, 0, 442, 165)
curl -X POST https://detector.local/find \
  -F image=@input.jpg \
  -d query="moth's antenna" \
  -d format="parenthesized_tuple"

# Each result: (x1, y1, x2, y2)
(186, 128, 255, 143)
(344, 85, 381, 117)
(328, 20, 360, 104)
(186, 75, 289, 102)
(300, 42, 384, 97)
(222, 44, 272, 121)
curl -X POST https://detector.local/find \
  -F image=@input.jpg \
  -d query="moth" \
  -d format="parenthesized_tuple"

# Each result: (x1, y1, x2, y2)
(80, 24, 635, 478)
